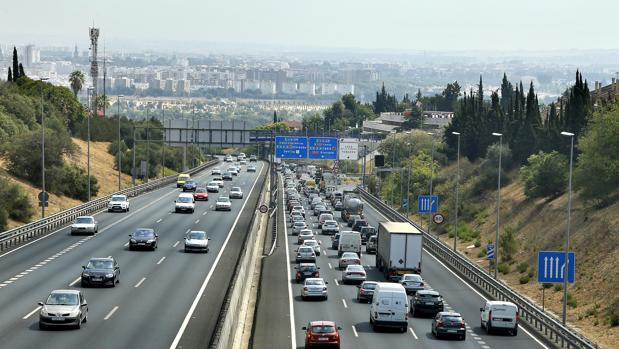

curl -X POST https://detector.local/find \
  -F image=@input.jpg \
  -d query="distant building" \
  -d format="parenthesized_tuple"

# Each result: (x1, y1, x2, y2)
(24, 45, 40, 67)
(164, 79, 176, 93)
(362, 112, 408, 135)
(177, 79, 191, 96)
(591, 78, 619, 104)
(422, 111, 454, 131)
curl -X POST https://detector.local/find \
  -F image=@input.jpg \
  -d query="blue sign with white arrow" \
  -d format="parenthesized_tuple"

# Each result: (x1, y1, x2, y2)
(308, 137, 338, 160)
(417, 195, 438, 214)
(275, 136, 308, 159)
(486, 244, 495, 260)
(537, 251, 575, 284)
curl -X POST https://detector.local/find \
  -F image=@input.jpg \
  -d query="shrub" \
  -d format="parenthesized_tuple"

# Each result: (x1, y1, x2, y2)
(520, 151, 568, 199)
(0, 207, 8, 232)
(554, 284, 563, 292)
(607, 300, 619, 327)
(542, 283, 553, 289)
(500, 226, 518, 261)
(0, 181, 34, 221)
(48, 164, 99, 201)
(567, 293, 578, 308)
(498, 263, 510, 274)
(477, 249, 487, 258)
(528, 269, 534, 278)
(517, 262, 529, 273)
(474, 239, 481, 248)
(519, 275, 530, 284)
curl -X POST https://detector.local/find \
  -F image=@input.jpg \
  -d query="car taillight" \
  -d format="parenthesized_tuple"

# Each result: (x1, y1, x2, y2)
(303, 287, 308, 291)
(516, 313, 520, 322)
(296, 272, 301, 277)
(489, 310, 492, 321)
(460, 322, 465, 328)
(437, 321, 444, 327)
(313, 272, 319, 276)
(360, 289, 365, 294)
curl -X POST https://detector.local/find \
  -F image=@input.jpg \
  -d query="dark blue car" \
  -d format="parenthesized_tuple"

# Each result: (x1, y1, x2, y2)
(182, 180, 197, 192)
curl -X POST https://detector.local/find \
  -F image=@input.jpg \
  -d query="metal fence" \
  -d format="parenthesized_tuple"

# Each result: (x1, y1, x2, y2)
(0, 159, 219, 252)
(357, 187, 598, 349)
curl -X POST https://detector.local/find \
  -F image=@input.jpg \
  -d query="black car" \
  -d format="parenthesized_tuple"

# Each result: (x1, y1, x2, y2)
(347, 215, 361, 227)
(352, 219, 368, 232)
(411, 290, 444, 317)
(295, 263, 320, 283)
(81, 257, 120, 287)
(128, 228, 158, 251)
(356, 281, 378, 303)
(222, 172, 233, 180)
(431, 312, 466, 340)
(182, 180, 198, 192)
(334, 200, 343, 211)
(331, 233, 340, 250)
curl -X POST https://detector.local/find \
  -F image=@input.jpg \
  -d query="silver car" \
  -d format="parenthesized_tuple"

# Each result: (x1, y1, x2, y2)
(295, 246, 316, 263)
(342, 264, 367, 284)
(230, 187, 243, 199)
(400, 274, 425, 294)
(211, 168, 222, 175)
(292, 221, 307, 235)
(321, 220, 339, 235)
(216, 197, 232, 211)
(289, 215, 305, 228)
(38, 290, 88, 330)
(302, 239, 321, 256)
(107, 194, 129, 212)
(338, 252, 360, 269)
(301, 278, 328, 300)
(206, 181, 220, 193)
(70, 216, 98, 235)
(184, 230, 211, 253)
(297, 229, 314, 245)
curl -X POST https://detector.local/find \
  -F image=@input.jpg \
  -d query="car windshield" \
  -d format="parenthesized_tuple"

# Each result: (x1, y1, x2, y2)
(300, 265, 317, 271)
(418, 293, 440, 299)
(46, 293, 79, 305)
(342, 253, 358, 259)
(111, 196, 125, 202)
(185, 181, 195, 185)
(134, 229, 154, 238)
(404, 274, 422, 282)
(294, 223, 306, 228)
(75, 217, 93, 224)
(218, 197, 230, 203)
(304, 241, 317, 246)
(311, 325, 335, 334)
(188, 232, 206, 240)
(305, 280, 324, 286)
(442, 315, 463, 322)
(178, 197, 192, 203)
(87, 260, 113, 269)
(213, 177, 222, 181)
(299, 247, 313, 253)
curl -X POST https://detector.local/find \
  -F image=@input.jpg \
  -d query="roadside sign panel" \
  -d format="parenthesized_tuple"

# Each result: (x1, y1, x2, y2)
(537, 251, 575, 283)
(275, 136, 308, 159)
(338, 138, 359, 160)
(308, 137, 338, 160)
(417, 195, 438, 213)
(487, 244, 495, 260)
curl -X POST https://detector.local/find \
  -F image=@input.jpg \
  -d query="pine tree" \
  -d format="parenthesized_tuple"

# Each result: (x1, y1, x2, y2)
(7, 67, 12, 82)
(273, 110, 277, 123)
(525, 81, 541, 125)
(12, 47, 19, 79)
(18, 63, 25, 78)
(500, 73, 513, 114)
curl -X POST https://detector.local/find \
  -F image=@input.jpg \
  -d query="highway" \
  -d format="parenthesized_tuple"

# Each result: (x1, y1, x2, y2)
(0, 161, 266, 349)
(253, 175, 552, 349)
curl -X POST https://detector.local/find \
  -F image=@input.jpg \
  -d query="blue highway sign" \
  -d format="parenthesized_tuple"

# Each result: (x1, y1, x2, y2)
(486, 244, 495, 260)
(308, 137, 338, 160)
(537, 251, 575, 284)
(275, 136, 308, 159)
(417, 195, 438, 214)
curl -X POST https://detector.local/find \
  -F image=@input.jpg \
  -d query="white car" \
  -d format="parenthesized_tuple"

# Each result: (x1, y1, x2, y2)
(230, 187, 243, 199)
(211, 168, 222, 175)
(295, 246, 316, 263)
(212, 177, 224, 188)
(338, 252, 360, 269)
(38, 289, 88, 329)
(321, 220, 339, 235)
(184, 230, 210, 253)
(227, 167, 238, 176)
(206, 181, 220, 193)
(240, 159, 248, 165)
(288, 215, 305, 228)
(302, 239, 321, 256)
(297, 229, 315, 245)
(224, 156, 233, 162)
(175, 193, 195, 213)
(108, 194, 129, 212)
(342, 264, 367, 284)
(292, 221, 307, 235)
(216, 196, 232, 211)
(70, 216, 98, 235)
(301, 278, 328, 300)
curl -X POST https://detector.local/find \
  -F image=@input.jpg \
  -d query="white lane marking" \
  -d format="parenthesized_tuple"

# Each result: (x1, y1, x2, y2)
(157, 256, 166, 265)
(195, 219, 200, 224)
(69, 277, 81, 286)
(134, 277, 146, 288)
(334, 279, 339, 286)
(9, 277, 18, 281)
(124, 242, 129, 247)
(156, 218, 162, 223)
(23, 306, 41, 320)
(478, 341, 487, 344)
(172, 241, 180, 248)
(342, 299, 348, 308)
(5, 280, 14, 284)
(169, 162, 264, 349)
(328, 263, 332, 269)
(104, 306, 119, 320)
(202, 211, 207, 216)
(351, 325, 359, 337)
(185, 229, 191, 234)
(409, 327, 419, 339)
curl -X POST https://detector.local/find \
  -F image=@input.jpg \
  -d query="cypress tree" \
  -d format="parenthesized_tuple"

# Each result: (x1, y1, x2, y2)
(500, 73, 513, 114)
(7, 67, 12, 82)
(273, 110, 277, 123)
(12, 47, 19, 79)
(18, 63, 25, 78)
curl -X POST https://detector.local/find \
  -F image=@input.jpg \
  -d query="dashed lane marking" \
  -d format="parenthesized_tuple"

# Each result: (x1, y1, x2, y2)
(409, 327, 419, 339)
(351, 325, 359, 337)
(104, 306, 119, 320)
(23, 306, 41, 320)
(157, 256, 166, 265)
(156, 218, 162, 223)
(173, 241, 180, 248)
(134, 277, 146, 288)
(69, 277, 81, 287)
(342, 299, 348, 308)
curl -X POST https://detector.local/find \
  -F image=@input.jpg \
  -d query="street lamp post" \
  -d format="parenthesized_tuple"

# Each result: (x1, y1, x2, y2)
(492, 132, 503, 278)
(117, 95, 124, 191)
(146, 109, 150, 183)
(132, 125, 136, 186)
(427, 132, 436, 235)
(87, 87, 94, 201)
(452, 132, 461, 251)
(161, 106, 165, 178)
(39, 78, 49, 218)
(561, 131, 575, 324)
(406, 141, 413, 218)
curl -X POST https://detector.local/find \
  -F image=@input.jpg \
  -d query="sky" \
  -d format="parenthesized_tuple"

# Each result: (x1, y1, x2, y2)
(1, 0, 618, 53)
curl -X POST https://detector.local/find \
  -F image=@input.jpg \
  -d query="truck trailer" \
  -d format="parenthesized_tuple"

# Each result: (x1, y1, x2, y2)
(376, 221, 422, 281)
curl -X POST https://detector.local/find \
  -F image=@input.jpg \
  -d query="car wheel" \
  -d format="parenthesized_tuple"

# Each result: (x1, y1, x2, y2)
(480, 320, 485, 329)
(126, 207, 129, 212)
(81, 280, 88, 288)
(111, 277, 116, 287)
(324, 296, 328, 301)
(486, 321, 492, 334)
(185, 247, 189, 253)
(512, 326, 518, 336)
(460, 334, 466, 340)
(401, 326, 406, 333)
(129, 245, 134, 251)
(83, 311, 88, 323)
(39, 323, 46, 330)
(411, 308, 416, 317)
(75, 314, 82, 329)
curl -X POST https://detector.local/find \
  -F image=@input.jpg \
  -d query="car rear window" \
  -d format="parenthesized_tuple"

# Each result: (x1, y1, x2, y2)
(442, 315, 463, 322)
(311, 325, 335, 333)
(76, 217, 93, 224)
(418, 293, 440, 299)
(363, 283, 377, 290)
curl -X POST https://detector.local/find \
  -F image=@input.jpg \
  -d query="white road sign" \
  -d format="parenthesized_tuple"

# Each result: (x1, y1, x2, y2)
(338, 139, 359, 160)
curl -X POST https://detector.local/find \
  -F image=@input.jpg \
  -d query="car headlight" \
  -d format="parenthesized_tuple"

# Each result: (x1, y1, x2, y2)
(130, 238, 136, 243)
(40, 308, 49, 316)
(82, 273, 90, 277)
(147, 239, 156, 243)
(106, 273, 114, 278)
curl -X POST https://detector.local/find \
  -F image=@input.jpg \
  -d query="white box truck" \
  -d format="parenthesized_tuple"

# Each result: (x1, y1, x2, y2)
(376, 222, 422, 281)
(338, 231, 362, 257)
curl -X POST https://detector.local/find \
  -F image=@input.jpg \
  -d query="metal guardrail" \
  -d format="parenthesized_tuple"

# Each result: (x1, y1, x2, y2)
(0, 159, 219, 252)
(357, 187, 599, 349)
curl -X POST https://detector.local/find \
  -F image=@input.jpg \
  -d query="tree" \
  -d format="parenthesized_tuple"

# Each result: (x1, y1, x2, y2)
(500, 73, 513, 114)
(18, 63, 25, 78)
(7, 67, 12, 82)
(12, 47, 19, 80)
(302, 113, 324, 132)
(520, 151, 568, 199)
(69, 70, 85, 96)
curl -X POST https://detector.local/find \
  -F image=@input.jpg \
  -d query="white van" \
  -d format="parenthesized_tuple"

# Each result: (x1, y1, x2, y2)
(369, 282, 409, 332)
(480, 301, 518, 336)
(338, 231, 361, 257)
(175, 193, 195, 213)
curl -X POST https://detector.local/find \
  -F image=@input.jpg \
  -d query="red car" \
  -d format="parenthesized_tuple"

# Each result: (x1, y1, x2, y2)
(302, 321, 341, 348)
(193, 188, 209, 201)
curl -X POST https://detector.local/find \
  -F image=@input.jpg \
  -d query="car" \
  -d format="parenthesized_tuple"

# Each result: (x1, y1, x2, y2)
(227, 167, 238, 176)
(480, 301, 519, 335)
(431, 312, 466, 340)
(70, 216, 98, 235)
(211, 168, 222, 175)
(230, 186, 243, 199)
(298, 229, 315, 244)
(222, 172, 233, 181)
(212, 177, 224, 187)
(38, 290, 88, 330)
(338, 252, 360, 269)
(290, 210, 304, 222)
(352, 218, 368, 232)
(240, 159, 248, 165)
(342, 264, 366, 284)
(249, 155, 257, 162)
(318, 213, 333, 228)
(321, 220, 339, 235)
(301, 278, 328, 301)
(291, 205, 306, 217)
(292, 221, 308, 235)
(128, 228, 158, 250)
(107, 194, 129, 212)
(289, 214, 305, 227)
(331, 233, 340, 249)
(193, 187, 209, 201)
(411, 290, 444, 317)
(400, 274, 425, 294)
(175, 193, 195, 213)
(176, 173, 190, 187)
(302, 321, 341, 348)
(182, 179, 198, 192)
(310, 198, 323, 210)
(216, 196, 232, 211)
(295, 263, 320, 283)
(359, 226, 376, 244)
(333, 200, 343, 211)
(302, 239, 321, 255)
(184, 230, 210, 253)
(356, 281, 378, 303)
(347, 215, 361, 227)
(207, 181, 220, 193)
(224, 155, 233, 162)
(81, 257, 119, 287)
(366, 235, 377, 254)
(247, 165, 257, 172)
(296, 246, 316, 263)
(313, 205, 326, 216)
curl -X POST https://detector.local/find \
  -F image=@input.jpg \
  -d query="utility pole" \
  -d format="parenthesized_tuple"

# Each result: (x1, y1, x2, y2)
(452, 132, 461, 251)
(146, 109, 150, 183)
(132, 125, 136, 186)
(161, 105, 166, 178)
(117, 95, 123, 191)
(192, 106, 196, 168)
(87, 87, 94, 201)
(427, 132, 436, 235)
(561, 131, 575, 324)
(39, 78, 49, 218)
(492, 132, 503, 278)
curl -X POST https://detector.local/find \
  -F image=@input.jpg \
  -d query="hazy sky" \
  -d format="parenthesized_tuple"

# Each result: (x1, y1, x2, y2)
(1, 0, 617, 52)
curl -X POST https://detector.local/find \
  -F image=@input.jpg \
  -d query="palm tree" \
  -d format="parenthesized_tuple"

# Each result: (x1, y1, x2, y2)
(69, 70, 85, 96)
